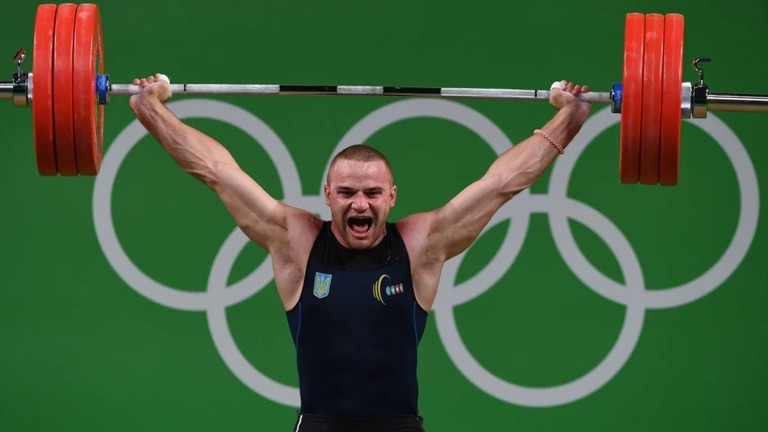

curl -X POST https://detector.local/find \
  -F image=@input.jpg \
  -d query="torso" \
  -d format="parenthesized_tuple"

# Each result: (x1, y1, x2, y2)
(286, 221, 429, 418)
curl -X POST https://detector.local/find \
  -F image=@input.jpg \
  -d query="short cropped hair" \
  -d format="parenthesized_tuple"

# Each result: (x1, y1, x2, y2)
(327, 144, 393, 184)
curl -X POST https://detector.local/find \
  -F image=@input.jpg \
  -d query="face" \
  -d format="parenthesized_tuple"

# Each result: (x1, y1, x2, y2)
(324, 158, 397, 250)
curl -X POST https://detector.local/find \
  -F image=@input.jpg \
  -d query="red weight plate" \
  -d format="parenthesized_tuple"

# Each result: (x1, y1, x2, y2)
(32, 4, 58, 176)
(639, 13, 665, 185)
(619, 13, 644, 184)
(73, 4, 105, 175)
(53, 3, 78, 176)
(659, 14, 684, 186)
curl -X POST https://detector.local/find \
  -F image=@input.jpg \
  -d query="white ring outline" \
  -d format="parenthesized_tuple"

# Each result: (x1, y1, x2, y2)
(93, 99, 303, 311)
(434, 193, 646, 407)
(434, 107, 758, 406)
(324, 99, 533, 306)
(548, 109, 759, 309)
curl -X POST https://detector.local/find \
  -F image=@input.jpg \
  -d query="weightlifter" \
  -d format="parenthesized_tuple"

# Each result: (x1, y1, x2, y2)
(128, 73, 592, 431)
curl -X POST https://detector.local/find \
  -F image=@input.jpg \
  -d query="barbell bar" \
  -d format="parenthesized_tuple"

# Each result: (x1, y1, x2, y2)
(2, 5, 768, 185)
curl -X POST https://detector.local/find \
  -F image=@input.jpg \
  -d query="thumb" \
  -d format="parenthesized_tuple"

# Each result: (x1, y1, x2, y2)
(154, 73, 173, 98)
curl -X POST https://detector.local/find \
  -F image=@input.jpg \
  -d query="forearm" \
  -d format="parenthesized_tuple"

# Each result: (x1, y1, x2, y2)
(487, 103, 588, 196)
(131, 97, 237, 187)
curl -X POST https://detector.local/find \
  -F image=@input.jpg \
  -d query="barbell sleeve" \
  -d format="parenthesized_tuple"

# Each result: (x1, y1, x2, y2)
(0, 82, 12, 98)
(706, 92, 768, 113)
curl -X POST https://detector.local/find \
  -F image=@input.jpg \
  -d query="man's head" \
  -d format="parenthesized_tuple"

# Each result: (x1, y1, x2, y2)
(324, 144, 397, 250)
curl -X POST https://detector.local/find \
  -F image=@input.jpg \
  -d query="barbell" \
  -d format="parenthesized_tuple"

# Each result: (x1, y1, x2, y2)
(2, 4, 768, 185)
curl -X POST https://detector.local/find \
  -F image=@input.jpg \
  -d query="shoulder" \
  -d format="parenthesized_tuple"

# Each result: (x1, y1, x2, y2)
(271, 205, 324, 256)
(394, 212, 431, 242)
(395, 210, 439, 236)
(394, 211, 439, 262)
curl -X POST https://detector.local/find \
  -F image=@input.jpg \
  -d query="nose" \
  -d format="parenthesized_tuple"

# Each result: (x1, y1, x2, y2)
(351, 192, 368, 212)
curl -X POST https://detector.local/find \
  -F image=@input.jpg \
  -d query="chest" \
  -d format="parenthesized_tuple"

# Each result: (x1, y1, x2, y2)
(302, 258, 415, 323)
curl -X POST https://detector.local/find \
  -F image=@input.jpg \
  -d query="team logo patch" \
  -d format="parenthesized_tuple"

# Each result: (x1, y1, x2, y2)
(313, 272, 332, 299)
(372, 274, 405, 305)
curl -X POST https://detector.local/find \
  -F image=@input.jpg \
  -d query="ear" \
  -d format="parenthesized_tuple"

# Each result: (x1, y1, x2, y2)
(323, 183, 331, 206)
(390, 185, 397, 207)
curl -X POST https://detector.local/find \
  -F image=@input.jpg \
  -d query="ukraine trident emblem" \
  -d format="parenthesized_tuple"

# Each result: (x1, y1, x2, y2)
(313, 272, 332, 299)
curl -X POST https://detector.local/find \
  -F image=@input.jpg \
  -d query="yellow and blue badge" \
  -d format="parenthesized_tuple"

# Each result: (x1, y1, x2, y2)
(372, 274, 404, 305)
(313, 272, 332, 299)
(372, 274, 390, 305)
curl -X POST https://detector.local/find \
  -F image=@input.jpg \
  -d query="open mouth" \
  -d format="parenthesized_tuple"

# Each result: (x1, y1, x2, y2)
(347, 216, 373, 236)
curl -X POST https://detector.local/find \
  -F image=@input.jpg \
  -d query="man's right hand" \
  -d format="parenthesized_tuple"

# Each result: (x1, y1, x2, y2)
(129, 73, 173, 111)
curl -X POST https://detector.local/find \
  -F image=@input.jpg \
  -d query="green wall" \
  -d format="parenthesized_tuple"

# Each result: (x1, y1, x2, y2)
(1, 0, 766, 430)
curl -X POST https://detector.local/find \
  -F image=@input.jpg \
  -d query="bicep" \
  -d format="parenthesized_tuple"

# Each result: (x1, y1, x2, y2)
(428, 176, 509, 260)
(212, 165, 291, 249)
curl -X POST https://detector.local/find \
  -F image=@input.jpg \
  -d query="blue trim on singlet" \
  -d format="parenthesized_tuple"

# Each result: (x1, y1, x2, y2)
(413, 302, 419, 345)
(295, 302, 302, 350)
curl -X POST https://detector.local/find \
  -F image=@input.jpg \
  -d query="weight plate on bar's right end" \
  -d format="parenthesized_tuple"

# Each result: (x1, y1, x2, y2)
(619, 13, 645, 184)
(659, 13, 684, 186)
(73, 3, 105, 175)
(32, 4, 58, 176)
(639, 13, 665, 185)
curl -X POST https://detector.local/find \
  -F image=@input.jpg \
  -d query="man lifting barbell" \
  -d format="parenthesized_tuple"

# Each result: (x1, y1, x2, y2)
(128, 73, 592, 431)
(3, 4, 768, 429)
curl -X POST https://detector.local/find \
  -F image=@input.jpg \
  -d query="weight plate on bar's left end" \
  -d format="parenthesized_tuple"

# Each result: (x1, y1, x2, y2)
(32, 4, 58, 176)
(619, 13, 644, 184)
(73, 3, 105, 175)
(53, 3, 78, 176)
(659, 14, 684, 186)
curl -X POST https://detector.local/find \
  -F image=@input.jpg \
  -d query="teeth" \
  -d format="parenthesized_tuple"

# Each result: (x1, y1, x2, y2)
(348, 217, 372, 233)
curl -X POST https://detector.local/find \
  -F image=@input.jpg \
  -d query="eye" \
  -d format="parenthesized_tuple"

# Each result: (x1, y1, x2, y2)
(365, 187, 384, 197)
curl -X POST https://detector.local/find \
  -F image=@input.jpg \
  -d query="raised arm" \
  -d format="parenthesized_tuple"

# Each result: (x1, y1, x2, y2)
(400, 81, 592, 270)
(127, 74, 312, 252)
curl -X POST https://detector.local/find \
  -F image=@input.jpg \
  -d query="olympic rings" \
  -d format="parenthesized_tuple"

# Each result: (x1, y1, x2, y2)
(92, 99, 759, 408)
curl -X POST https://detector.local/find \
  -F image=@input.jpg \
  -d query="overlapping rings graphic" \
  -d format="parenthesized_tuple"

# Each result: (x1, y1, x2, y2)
(93, 99, 759, 408)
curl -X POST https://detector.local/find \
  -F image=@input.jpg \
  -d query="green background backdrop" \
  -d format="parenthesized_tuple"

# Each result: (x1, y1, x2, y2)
(1, 0, 766, 431)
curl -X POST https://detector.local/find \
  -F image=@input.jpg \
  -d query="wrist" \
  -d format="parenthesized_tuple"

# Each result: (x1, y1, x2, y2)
(533, 129, 564, 154)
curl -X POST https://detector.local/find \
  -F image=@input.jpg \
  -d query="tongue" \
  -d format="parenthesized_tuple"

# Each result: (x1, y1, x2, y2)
(350, 219, 370, 235)
(351, 223, 368, 234)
